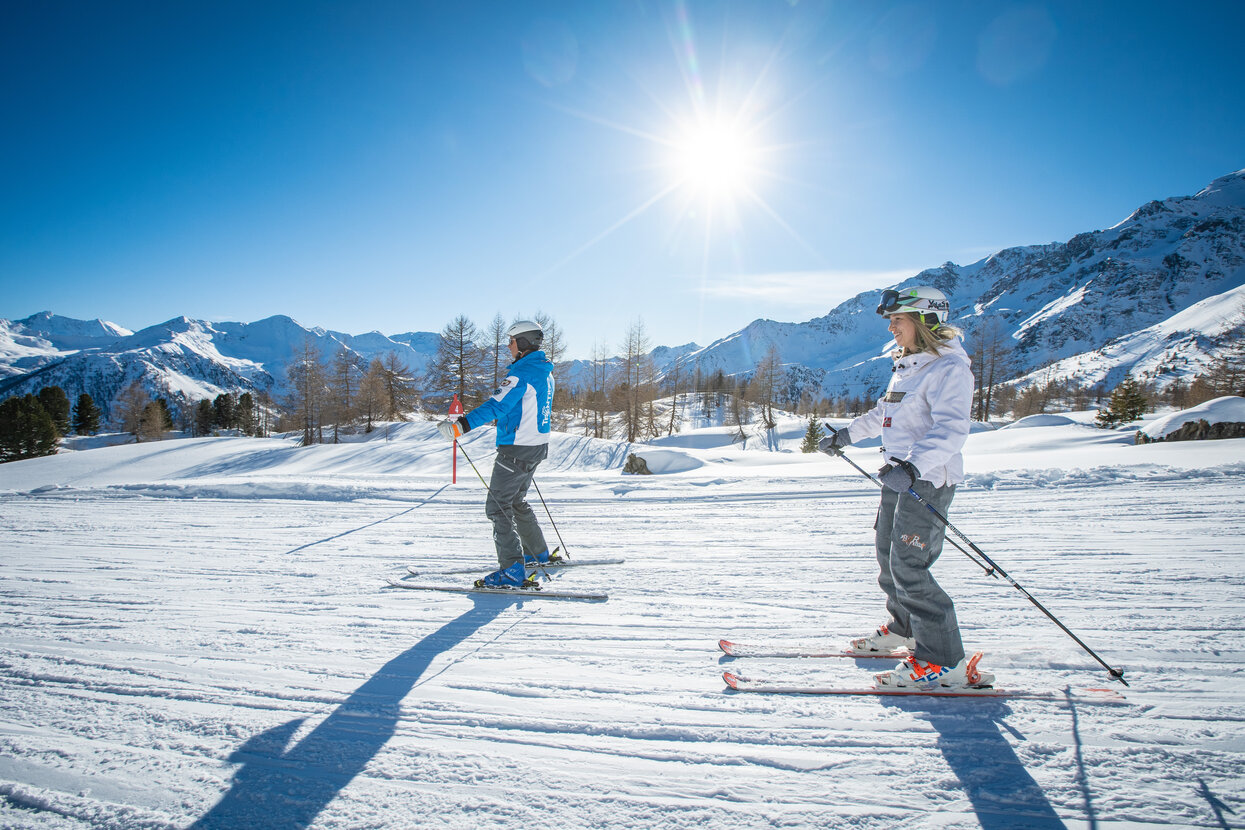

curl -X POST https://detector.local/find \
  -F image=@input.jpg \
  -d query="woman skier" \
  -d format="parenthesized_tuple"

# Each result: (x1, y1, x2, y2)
(819, 286, 994, 689)
(437, 320, 558, 588)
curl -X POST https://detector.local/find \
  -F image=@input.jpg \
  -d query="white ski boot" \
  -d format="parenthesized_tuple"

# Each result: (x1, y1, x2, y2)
(875, 652, 993, 689)
(848, 623, 916, 655)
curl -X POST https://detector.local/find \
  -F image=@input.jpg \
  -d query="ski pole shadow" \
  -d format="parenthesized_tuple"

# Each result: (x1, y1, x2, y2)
(1065, 688, 1099, 829)
(1197, 777, 1237, 830)
(190, 596, 504, 830)
(883, 697, 1067, 829)
(284, 485, 450, 555)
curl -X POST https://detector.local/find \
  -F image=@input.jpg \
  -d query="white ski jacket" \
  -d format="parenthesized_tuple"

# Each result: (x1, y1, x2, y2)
(847, 336, 974, 488)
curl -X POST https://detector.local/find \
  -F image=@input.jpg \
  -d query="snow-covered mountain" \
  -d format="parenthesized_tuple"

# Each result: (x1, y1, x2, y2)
(3, 169, 1242, 419)
(672, 169, 1245, 399)
(0, 312, 132, 377)
(0, 314, 440, 420)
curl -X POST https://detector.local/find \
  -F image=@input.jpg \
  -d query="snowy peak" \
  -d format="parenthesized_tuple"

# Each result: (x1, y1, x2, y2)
(0, 312, 132, 379)
(6, 311, 131, 349)
(0, 312, 443, 421)
(1190, 168, 1245, 209)
(674, 168, 1245, 399)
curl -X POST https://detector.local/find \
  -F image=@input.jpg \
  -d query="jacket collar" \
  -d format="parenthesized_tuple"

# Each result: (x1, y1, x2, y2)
(892, 337, 967, 371)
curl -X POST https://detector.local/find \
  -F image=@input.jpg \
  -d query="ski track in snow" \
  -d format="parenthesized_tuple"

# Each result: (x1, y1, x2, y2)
(2, 439, 1245, 828)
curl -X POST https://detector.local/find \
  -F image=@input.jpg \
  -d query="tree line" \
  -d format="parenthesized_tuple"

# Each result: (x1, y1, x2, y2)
(2, 308, 1241, 461)
(0, 386, 100, 462)
(281, 311, 566, 445)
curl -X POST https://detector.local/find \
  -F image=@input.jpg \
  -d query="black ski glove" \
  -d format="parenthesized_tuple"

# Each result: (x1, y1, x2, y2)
(817, 427, 853, 455)
(878, 460, 919, 493)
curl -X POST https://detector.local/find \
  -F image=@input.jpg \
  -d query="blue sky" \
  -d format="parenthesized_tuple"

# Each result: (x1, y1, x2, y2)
(2, 1, 1242, 359)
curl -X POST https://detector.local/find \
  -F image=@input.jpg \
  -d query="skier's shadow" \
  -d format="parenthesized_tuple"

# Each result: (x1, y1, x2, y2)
(883, 697, 1067, 829)
(190, 597, 506, 830)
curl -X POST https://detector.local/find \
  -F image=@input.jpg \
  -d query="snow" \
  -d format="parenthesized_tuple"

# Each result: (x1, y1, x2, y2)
(1138, 395, 1245, 440)
(998, 414, 1079, 429)
(2, 409, 1244, 829)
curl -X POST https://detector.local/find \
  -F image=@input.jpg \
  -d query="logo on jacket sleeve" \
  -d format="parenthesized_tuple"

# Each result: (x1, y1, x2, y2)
(491, 376, 518, 401)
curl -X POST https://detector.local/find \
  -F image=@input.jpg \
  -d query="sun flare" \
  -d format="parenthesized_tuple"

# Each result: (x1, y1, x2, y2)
(670, 118, 758, 200)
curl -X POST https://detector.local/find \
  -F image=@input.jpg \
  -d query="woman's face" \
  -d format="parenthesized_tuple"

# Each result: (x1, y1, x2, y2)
(888, 313, 917, 351)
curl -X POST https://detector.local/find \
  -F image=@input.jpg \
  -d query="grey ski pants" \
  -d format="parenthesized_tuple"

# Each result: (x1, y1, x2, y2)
(874, 480, 965, 667)
(485, 444, 549, 570)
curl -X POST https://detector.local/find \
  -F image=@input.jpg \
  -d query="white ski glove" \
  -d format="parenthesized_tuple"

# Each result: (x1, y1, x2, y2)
(437, 418, 467, 441)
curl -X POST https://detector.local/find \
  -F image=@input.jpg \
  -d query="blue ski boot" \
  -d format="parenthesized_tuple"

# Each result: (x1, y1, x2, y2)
(523, 547, 564, 566)
(475, 561, 536, 589)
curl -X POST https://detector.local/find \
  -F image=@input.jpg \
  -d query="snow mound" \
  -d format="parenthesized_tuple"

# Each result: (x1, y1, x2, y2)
(1138, 396, 1245, 440)
(999, 414, 1078, 429)
(629, 449, 704, 474)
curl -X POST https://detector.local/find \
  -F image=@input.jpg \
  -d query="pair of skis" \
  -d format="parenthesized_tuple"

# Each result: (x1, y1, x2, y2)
(385, 555, 622, 601)
(718, 639, 1126, 701)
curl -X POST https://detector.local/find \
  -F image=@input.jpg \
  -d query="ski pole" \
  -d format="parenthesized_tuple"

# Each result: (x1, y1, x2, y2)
(456, 442, 553, 582)
(834, 449, 995, 574)
(530, 479, 571, 560)
(826, 446, 1128, 687)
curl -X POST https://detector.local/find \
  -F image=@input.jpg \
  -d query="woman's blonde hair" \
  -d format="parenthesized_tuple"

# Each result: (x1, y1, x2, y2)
(897, 312, 961, 357)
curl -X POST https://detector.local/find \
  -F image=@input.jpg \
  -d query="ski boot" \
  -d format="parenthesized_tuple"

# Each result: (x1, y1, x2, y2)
(474, 561, 538, 589)
(848, 623, 916, 655)
(523, 547, 564, 566)
(874, 652, 993, 689)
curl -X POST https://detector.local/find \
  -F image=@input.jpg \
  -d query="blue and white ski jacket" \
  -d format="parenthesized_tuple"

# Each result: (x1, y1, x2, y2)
(463, 350, 554, 447)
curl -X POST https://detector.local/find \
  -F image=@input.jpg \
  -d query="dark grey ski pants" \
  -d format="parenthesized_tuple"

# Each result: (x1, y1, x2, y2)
(486, 444, 549, 569)
(874, 480, 965, 667)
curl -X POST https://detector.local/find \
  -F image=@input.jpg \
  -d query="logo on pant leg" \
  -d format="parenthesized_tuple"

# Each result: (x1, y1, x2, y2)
(900, 533, 926, 549)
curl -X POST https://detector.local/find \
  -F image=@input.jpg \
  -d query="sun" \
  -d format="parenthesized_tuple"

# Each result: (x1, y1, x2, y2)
(669, 117, 759, 202)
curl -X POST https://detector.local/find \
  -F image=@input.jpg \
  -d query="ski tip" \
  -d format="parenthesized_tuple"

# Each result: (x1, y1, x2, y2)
(722, 670, 743, 689)
(718, 639, 737, 656)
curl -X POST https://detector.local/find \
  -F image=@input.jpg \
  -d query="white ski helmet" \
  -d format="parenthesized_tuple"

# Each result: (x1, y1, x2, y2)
(876, 286, 951, 328)
(506, 320, 544, 351)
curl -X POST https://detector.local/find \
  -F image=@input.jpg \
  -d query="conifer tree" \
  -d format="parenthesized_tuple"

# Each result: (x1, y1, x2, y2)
(0, 395, 58, 461)
(236, 392, 258, 436)
(1095, 375, 1149, 428)
(213, 393, 236, 430)
(37, 386, 71, 436)
(155, 398, 174, 430)
(194, 399, 215, 436)
(800, 413, 825, 453)
(72, 393, 102, 435)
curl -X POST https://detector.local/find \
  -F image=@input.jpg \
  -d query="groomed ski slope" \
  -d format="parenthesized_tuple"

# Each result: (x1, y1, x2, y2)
(1, 414, 1243, 829)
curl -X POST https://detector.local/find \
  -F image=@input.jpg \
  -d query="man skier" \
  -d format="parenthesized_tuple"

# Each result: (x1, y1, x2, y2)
(436, 320, 558, 588)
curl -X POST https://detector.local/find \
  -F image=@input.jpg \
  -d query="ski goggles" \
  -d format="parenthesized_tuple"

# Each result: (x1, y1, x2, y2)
(875, 290, 948, 316)
(875, 289, 907, 316)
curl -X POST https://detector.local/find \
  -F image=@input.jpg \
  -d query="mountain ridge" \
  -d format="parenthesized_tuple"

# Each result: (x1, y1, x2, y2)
(3, 168, 1242, 421)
